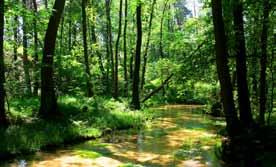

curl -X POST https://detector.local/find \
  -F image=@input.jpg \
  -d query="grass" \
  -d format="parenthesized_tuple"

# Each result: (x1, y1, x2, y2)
(0, 96, 158, 159)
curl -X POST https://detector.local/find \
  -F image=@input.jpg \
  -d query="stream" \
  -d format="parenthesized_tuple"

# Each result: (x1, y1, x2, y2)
(3, 105, 225, 167)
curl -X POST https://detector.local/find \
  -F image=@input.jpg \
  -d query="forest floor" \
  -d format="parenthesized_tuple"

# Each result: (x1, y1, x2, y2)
(0, 96, 160, 160)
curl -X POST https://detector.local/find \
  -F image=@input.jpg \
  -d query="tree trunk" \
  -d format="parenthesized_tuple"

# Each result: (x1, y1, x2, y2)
(105, 0, 114, 94)
(0, 0, 8, 127)
(123, 0, 128, 97)
(82, 0, 93, 97)
(131, 3, 142, 110)
(159, 0, 168, 59)
(68, 0, 72, 53)
(141, 0, 156, 92)
(211, 0, 239, 137)
(233, 0, 253, 127)
(259, 0, 270, 125)
(22, 0, 32, 96)
(114, 0, 123, 98)
(32, 0, 39, 96)
(39, 0, 66, 119)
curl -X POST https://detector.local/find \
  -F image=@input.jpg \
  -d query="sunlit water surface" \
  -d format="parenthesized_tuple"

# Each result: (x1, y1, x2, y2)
(3, 105, 225, 167)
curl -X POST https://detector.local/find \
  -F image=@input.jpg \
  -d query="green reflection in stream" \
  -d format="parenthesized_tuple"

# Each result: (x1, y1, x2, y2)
(4, 105, 224, 167)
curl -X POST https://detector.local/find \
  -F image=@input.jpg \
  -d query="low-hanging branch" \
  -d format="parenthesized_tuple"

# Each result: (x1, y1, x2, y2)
(142, 74, 174, 103)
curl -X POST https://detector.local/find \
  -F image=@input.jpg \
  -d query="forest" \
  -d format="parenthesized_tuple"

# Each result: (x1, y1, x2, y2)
(0, 0, 275, 166)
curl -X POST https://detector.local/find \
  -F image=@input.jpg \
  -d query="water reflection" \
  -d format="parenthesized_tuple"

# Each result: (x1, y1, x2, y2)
(4, 105, 224, 167)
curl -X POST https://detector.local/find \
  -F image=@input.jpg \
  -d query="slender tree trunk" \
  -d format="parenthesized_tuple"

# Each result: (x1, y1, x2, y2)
(68, 0, 72, 53)
(233, 0, 253, 127)
(105, 0, 114, 94)
(0, 0, 8, 127)
(159, 0, 168, 59)
(268, 34, 275, 125)
(39, 0, 66, 119)
(259, 0, 270, 125)
(82, 0, 93, 97)
(32, 0, 39, 96)
(141, 0, 156, 91)
(211, 0, 239, 137)
(123, 0, 128, 96)
(22, 0, 32, 95)
(131, 3, 142, 110)
(13, 16, 18, 62)
(44, 0, 48, 9)
(114, 0, 123, 98)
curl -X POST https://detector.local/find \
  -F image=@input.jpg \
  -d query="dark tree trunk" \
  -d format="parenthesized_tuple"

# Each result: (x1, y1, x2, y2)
(82, 0, 93, 97)
(22, 0, 32, 96)
(131, 3, 142, 110)
(32, 0, 39, 96)
(141, 0, 156, 92)
(44, 0, 48, 9)
(211, 0, 239, 137)
(114, 0, 123, 98)
(233, 0, 253, 127)
(39, 0, 66, 119)
(123, 0, 128, 97)
(0, 0, 8, 127)
(13, 15, 18, 62)
(259, 0, 270, 125)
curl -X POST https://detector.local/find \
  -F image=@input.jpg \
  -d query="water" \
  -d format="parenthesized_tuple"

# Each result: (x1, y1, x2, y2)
(3, 105, 225, 167)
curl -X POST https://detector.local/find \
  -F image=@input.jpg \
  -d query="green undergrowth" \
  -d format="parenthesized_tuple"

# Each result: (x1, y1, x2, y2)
(0, 96, 158, 157)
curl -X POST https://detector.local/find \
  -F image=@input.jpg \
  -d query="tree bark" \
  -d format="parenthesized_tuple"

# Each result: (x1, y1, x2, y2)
(39, 0, 66, 119)
(22, 0, 32, 96)
(114, 0, 123, 98)
(123, 0, 128, 96)
(131, 3, 142, 110)
(0, 0, 8, 127)
(141, 0, 156, 92)
(82, 0, 93, 97)
(259, 0, 270, 125)
(233, 0, 253, 127)
(211, 0, 240, 137)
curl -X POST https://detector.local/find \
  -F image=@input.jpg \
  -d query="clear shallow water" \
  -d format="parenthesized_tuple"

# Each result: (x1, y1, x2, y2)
(2, 105, 225, 167)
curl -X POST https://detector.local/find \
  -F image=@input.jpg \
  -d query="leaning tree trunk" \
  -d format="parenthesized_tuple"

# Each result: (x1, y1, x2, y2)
(259, 0, 270, 125)
(114, 0, 123, 98)
(233, 0, 253, 127)
(141, 0, 156, 92)
(131, 3, 142, 110)
(39, 0, 66, 119)
(159, 0, 168, 59)
(211, 0, 240, 137)
(0, 0, 8, 127)
(82, 0, 93, 97)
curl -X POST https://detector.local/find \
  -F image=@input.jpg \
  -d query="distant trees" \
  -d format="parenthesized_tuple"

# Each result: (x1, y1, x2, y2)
(39, 0, 66, 119)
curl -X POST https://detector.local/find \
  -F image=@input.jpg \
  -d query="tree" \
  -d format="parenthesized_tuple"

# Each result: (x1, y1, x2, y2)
(22, 0, 32, 95)
(32, 0, 39, 96)
(141, 0, 156, 92)
(211, 0, 240, 137)
(259, 0, 270, 125)
(82, 0, 93, 97)
(232, 0, 253, 127)
(39, 0, 66, 119)
(114, 0, 123, 98)
(123, 0, 128, 96)
(0, 0, 8, 127)
(131, 2, 142, 110)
